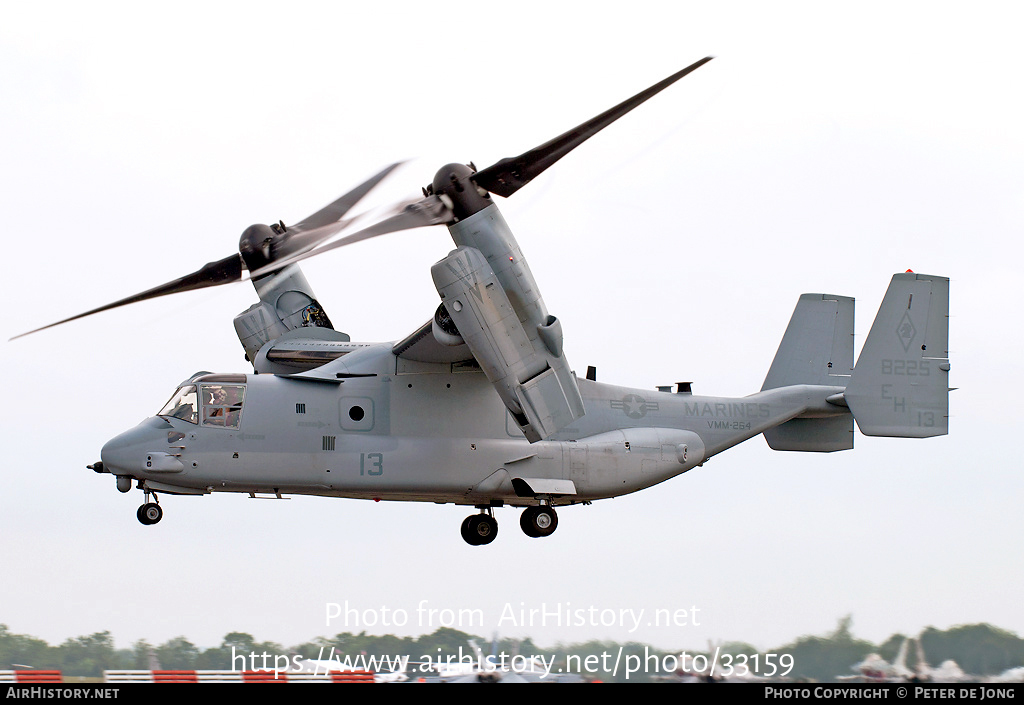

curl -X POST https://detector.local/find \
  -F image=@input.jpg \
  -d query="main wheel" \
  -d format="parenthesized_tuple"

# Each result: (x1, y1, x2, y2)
(520, 506, 558, 538)
(137, 503, 163, 525)
(461, 514, 498, 545)
(460, 515, 478, 545)
(520, 507, 539, 537)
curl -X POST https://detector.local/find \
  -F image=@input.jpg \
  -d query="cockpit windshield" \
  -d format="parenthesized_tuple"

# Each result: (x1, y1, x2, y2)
(157, 383, 246, 428)
(157, 385, 199, 424)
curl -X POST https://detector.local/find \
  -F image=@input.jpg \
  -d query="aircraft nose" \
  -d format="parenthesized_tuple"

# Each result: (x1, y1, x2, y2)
(100, 419, 167, 476)
(100, 429, 142, 476)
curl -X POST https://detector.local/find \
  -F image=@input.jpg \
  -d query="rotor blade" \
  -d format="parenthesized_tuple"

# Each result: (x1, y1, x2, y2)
(288, 161, 405, 235)
(248, 195, 454, 280)
(265, 217, 353, 264)
(274, 161, 406, 263)
(11, 253, 243, 340)
(472, 57, 714, 198)
(12, 165, 406, 341)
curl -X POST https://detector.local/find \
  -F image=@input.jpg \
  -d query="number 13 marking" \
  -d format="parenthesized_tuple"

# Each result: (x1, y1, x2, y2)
(360, 452, 383, 476)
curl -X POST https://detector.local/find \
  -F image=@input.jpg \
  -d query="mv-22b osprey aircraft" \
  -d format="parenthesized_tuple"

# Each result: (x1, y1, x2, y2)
(16, 57, 951, 545)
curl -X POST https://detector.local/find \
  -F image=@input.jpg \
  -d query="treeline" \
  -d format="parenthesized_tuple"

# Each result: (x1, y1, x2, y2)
(771, 617, 1024, 681)
(0, 626, 520, 678)
(2, 620, 1023, 682)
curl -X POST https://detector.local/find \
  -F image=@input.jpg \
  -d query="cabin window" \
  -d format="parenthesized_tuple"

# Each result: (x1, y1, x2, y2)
(339, 397, 374, 431)
(200, 384, 246, 429)
(157, 385, 199, 425)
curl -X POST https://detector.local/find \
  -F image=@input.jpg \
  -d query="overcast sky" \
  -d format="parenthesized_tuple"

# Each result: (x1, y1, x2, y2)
(2, 1, 1021, 665)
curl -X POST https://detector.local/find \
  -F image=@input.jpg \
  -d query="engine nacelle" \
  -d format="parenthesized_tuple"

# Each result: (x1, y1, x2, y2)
(431, 245, 584, 442)
(431, 303, 465, 347)
(232, 267, 344, 363)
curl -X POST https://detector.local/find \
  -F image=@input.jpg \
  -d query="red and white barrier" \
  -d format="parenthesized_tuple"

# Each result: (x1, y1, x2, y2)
(102, 669, 375, 683)
(0, 670, 63, 683)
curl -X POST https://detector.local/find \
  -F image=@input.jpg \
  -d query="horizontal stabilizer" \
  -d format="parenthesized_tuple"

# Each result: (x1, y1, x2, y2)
(845, 273, 950, 437)
(764, 416, 853, 452)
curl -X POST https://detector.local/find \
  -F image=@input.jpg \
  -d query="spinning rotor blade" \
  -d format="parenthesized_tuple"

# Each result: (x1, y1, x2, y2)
(473, 56, 713, 198)
(248, 195, 455, 280)
(254, 60, 715, 276)
(12, 61, 714, 341)
(11, 165, 403, 340)
(276, 161, 405, 259)
(10, 253, 244, 340)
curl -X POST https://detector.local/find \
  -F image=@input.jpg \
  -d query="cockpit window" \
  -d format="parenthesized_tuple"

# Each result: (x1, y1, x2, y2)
(157, 385, 199, 425)
(201, 384, 245, 429)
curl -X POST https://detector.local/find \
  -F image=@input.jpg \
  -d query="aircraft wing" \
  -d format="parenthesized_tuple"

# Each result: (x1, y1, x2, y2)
(392, 319, 474, 364)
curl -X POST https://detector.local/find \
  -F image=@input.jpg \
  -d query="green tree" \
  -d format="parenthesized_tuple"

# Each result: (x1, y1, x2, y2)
(773, 616, 877, 681)
(59, 631, 117, 677)
(153, 636, 199, 670)
(919, 624, 1024, 676)
(131, 640, 157, 670)
(0, 624, 59, 671)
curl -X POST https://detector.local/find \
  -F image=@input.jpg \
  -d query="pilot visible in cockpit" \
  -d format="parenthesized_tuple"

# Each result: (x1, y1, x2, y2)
(209, 387, 227, 408)
(203, 385, 243, 428)
(204, 387, 228, 424)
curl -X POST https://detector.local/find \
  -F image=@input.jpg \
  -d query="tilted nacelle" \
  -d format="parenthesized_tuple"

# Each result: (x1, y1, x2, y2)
(431, 204, 584, 442)
(232, 266, 345, 364)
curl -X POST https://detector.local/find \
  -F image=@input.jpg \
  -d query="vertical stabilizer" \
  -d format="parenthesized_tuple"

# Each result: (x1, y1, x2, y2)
(845, 273, 950, 437)
(762, 293, 855, 390)
(762, 294, 855, 451)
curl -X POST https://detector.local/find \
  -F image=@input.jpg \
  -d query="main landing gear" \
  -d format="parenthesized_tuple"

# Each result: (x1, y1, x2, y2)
(459, 505, 559, 545)
(460, 510, 498, 546)
(520, 506, 558, 538)
(137, 489, 163, 525)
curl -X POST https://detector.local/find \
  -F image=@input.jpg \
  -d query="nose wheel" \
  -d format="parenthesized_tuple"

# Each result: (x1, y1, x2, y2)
(137, 490, 163, 525)
(137, 503, 163, 525)
(460, 511, 498, 546)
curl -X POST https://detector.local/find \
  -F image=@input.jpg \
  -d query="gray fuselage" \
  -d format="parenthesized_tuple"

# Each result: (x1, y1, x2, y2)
(100, 342, 846, 508)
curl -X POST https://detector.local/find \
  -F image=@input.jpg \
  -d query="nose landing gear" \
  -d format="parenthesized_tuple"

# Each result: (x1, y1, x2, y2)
(137, 489, 163, 525)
